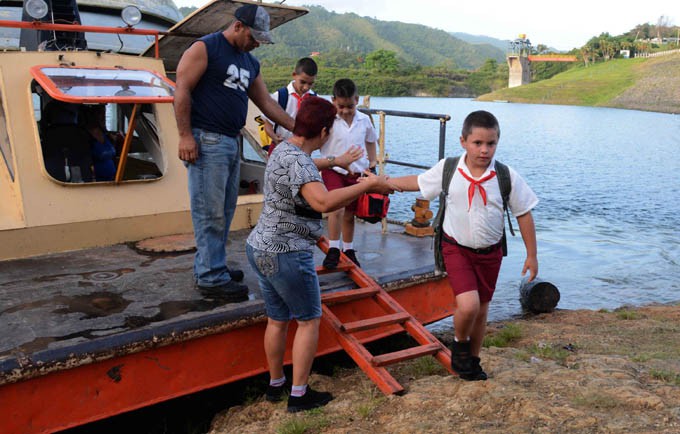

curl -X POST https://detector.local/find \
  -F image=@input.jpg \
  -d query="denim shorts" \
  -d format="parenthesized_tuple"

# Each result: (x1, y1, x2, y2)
(246, 244, 322, 321)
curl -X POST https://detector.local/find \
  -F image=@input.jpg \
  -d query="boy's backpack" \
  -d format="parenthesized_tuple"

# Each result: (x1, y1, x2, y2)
(272, 86, 316, 135)
(269, 86, 289, 143)
(432, 156, 515, 273)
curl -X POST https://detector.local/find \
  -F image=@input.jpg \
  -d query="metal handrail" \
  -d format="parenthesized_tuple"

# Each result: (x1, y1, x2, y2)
(359, 108, 451, 167)
(358, 107, 451, 232)
(0, 19, 161, 58)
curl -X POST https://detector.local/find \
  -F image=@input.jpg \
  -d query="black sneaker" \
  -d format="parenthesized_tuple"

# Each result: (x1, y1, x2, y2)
(287, 387, 333, 413)
(343, 249, 361, 267)
(459, 356, 488, 381)
(323, 247, 341, 269)
(197, 280, 248, 302)
(229, 269, 244, 282)
(450, 340, 476, 378)
(265, 383, 288, 402)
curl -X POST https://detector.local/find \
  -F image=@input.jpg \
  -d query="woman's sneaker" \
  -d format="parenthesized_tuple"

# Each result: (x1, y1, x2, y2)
(265, 383, 289, 402)
(286, 387, 333, 413)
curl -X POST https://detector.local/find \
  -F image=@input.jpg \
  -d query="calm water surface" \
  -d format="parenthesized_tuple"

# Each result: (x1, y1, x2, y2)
(366, 97, 680, 323)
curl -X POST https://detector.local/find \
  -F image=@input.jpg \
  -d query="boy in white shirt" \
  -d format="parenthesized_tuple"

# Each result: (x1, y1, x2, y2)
(263, 57, 318, 153)
(320, 79, 377, 268)
(389, 110, 539, 381)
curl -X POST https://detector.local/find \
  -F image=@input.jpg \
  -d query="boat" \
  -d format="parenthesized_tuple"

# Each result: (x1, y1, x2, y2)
(0, 2, 455, 432)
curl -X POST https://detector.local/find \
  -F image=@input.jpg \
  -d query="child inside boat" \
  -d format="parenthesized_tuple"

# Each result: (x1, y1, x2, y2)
(319, 78, 378, 269)
(262, 56, 318, 154)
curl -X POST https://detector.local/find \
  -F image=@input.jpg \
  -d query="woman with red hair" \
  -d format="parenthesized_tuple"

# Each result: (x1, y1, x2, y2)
(246, 96, 395, 412)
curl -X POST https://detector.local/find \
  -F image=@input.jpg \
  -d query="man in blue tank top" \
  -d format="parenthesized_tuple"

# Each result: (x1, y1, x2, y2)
(175, 4, 294, 300)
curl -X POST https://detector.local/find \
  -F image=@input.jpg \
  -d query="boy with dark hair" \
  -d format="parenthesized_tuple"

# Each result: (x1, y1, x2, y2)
(319, 78, 378, 269)
(263, 57, 318, 149)
(389, 110, 539, 381)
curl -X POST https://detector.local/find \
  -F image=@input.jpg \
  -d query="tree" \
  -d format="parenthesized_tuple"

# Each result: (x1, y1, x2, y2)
(364, 49, 400, 73)
(656, 15, 671, 40)
(535, 44, 548, 54)
(317, 49, 362, 68)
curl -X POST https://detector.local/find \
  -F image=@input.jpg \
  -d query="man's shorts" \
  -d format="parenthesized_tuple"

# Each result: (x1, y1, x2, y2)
(441, 235, 503, 303)
(321, 169, 360, 212)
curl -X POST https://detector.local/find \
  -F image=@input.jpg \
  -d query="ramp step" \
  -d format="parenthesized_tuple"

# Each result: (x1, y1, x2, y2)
(341, 312, 410, 333)
(372, 343, 442, 367)
(316, 236, 452, 395)
(321, 287, 380, 305)
(315, 263, 355, 275)
(321, 305, 405, 395)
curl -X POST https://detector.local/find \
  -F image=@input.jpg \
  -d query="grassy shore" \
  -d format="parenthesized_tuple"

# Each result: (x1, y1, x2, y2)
(478, 53, 680, 114)
(210, 303, 680, 433)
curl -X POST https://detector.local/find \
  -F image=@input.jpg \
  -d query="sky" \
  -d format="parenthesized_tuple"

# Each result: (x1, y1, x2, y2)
(172, 0, 679, 51)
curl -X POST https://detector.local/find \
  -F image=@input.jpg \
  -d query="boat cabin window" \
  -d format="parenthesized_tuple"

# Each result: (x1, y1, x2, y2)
(30, 67, 174, 102)
(29, 66, 174, 184)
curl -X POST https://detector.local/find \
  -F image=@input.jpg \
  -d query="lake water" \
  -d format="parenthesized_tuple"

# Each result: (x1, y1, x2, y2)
(365, 97, 680, 323)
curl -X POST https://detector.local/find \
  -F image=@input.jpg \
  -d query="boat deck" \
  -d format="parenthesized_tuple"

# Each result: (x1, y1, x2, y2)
(0, 220, 437, 382)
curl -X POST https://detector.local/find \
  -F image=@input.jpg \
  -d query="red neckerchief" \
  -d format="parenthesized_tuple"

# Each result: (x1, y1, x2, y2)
(291, 92, 306, 109)
(457, 168, 496, 209)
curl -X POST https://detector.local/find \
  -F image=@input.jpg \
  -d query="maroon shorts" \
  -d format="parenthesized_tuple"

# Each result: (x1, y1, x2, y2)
(321, 169, 360, 212)
(441, 235, 503, 303)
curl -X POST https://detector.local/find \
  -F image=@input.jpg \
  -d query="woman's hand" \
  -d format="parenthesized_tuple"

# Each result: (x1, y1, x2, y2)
(358, 170, 401, 194)
(335, 146, 364, 173)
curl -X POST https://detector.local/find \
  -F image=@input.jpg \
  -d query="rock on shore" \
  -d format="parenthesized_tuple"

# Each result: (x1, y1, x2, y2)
(209, 304, 680, 433)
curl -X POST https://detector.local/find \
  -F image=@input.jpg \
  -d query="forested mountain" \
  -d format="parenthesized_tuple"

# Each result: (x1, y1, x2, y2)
(450, 33, 511, 53)
(179, 5, 505, 69)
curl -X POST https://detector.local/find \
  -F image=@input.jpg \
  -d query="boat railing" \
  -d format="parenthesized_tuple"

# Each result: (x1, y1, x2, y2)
(0, 19, 164, 57)
(358, 107, 451, 231)
(359, 108, 451, 171)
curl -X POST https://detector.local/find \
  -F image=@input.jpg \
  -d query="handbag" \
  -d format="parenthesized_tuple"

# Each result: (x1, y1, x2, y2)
(355, 193, 389, 223)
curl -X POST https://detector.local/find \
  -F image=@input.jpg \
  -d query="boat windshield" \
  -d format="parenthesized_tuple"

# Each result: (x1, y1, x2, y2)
(30, 67, 174, 104)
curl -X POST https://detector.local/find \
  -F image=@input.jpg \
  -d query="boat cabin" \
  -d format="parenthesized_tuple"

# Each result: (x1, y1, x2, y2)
(0, 0, 309, 261)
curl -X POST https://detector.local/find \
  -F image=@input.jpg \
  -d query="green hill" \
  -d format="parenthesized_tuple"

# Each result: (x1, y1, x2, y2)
(478, 53, 680, 114)
(254, 6, 505, 70)
(450, 33, 511, 53)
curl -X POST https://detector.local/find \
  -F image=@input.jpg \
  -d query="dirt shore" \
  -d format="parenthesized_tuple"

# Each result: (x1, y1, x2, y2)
(209, 303, 680, 433)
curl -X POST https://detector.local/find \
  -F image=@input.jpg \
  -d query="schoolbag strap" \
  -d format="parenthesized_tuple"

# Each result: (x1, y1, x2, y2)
(442, 156, 459, 194)
(273, 86, 289, 134)
(433, 156, 459, 273)
(494, 160, 515, 237)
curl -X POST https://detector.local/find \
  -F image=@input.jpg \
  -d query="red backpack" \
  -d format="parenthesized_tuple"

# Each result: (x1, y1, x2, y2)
(355, 193, 390, 223)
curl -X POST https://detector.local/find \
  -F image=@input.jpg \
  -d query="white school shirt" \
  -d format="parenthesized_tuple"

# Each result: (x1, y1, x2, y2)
(417, 153, 539, 249)
(264, 81, 315, 141)
(319, 110, 377, 174)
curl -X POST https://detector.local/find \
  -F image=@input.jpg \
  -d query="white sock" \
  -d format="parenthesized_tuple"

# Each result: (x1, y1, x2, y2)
(329, 240, 341, 249)
(343, 242, 353, 251)
(290, 384, 308, 397)
(269, 376, 286, 387)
